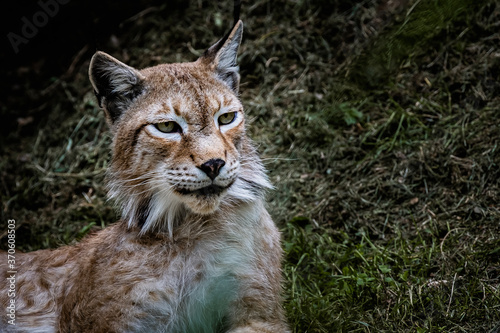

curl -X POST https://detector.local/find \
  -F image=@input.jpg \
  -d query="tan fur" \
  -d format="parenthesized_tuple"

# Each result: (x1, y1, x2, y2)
(0, 21, 288, 332)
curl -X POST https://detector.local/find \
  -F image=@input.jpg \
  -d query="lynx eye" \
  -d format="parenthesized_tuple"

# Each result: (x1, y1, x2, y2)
(218, 112, 236, 126)
(155, 121, 181, 134)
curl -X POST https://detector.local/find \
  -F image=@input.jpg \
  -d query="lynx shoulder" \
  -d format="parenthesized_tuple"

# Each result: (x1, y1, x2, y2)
(0, 20, 289, 333)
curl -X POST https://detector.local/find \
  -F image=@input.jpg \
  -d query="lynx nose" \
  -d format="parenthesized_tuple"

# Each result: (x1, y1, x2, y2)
(198, 159, 226, 181)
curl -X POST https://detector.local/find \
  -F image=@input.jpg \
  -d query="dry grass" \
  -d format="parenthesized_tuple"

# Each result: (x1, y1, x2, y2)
(1, 0, 499, 331)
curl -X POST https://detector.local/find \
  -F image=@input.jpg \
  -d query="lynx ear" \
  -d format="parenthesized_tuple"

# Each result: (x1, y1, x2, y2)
(89, 51, 145, 123)
(201, 20, 243, 93)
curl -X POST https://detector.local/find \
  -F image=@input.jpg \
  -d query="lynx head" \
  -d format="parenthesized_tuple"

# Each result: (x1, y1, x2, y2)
(89, 21, 271, 235)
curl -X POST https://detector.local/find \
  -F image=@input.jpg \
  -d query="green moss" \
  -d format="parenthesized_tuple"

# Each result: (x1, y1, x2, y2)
(349, 0, 482, 87)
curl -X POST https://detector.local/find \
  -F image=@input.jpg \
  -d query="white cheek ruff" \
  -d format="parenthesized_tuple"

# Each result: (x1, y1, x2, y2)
(106, 168, 187, 238)
(140, 188, 185, 237)
(222, 151, 272, 206)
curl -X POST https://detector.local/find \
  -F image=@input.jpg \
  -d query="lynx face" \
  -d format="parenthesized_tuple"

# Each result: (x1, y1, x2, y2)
(113, 63, 246, 215)
(89, 21, 270, 235)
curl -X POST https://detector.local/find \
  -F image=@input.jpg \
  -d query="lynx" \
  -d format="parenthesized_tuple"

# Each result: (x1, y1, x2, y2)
(1, 19, 289, 332)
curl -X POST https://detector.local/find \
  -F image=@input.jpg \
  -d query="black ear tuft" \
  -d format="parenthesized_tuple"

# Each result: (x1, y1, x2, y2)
(89, 51, 145, 123)
(233, 0, 241, 27)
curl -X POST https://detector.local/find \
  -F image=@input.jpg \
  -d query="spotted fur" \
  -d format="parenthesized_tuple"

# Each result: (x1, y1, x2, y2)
(0, 20, 288, 332)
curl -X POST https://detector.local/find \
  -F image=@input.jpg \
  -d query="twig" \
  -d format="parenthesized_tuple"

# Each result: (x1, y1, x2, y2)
(440, 228, 464, 257)
(65, 45, 89, 78)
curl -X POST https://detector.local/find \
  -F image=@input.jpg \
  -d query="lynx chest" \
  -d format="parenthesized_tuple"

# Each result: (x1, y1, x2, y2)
(124, 226, 255, 333)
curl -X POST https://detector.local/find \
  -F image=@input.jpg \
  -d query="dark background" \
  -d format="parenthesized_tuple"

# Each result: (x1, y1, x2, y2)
(1, 0, 184, 145)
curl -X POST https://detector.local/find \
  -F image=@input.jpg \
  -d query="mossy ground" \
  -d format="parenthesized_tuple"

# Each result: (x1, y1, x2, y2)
(1, 0, 499, 331)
